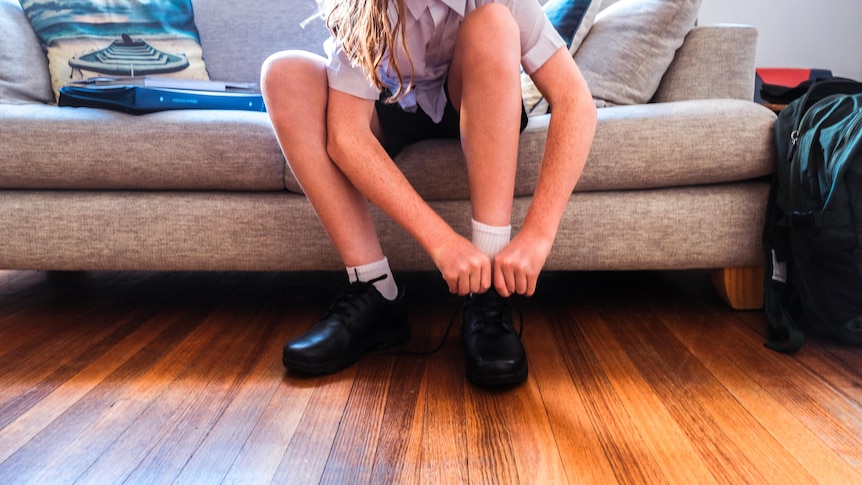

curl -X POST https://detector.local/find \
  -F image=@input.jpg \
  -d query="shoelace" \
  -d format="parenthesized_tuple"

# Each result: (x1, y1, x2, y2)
(388, 291, 523, 357)
(469, 290, 517, 335)
(324, 275, 388, 327)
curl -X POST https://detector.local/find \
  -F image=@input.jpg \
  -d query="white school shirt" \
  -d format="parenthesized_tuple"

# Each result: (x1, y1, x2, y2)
(324, 0, 565, 123)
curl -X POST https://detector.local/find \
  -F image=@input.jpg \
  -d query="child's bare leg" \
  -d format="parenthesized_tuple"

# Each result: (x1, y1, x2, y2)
(448, 3, 523, 229)
(262, 51, 406, 375)
(261, 51, 385, 268)
(448, 5, 529, 387)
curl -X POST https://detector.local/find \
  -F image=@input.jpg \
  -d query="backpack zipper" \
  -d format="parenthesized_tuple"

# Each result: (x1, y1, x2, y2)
(789, 129, 799, 161)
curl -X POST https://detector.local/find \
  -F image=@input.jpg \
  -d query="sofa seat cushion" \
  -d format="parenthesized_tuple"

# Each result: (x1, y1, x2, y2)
(573, 99, 776, 192)
(283, 99, 777, 200)
(1, 99, 775, 196)
(0, 105, 284, 191)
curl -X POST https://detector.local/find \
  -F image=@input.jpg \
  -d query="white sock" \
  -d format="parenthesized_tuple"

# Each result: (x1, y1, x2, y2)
(472, 219, 512, 257)
(346, 257, 399, 301)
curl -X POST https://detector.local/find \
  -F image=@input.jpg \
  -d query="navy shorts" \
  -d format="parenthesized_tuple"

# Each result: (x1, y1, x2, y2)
(375, 90, 529, 157)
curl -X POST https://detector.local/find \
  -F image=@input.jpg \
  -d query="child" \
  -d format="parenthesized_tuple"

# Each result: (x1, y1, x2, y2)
(261, 0, 596, 387)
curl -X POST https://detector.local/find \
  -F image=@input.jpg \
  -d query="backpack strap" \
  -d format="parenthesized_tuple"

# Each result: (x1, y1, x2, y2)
(762, 175, 806, 353)
(765, 309, 805, 353)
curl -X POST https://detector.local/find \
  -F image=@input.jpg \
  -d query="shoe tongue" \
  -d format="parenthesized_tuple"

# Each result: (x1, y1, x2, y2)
(327, 283, 374, 316)
(482, 307, 504, 320)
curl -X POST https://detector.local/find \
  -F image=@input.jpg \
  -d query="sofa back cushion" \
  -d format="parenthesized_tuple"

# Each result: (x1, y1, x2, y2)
(192, 0, 329, 83)
(0, 0, 52, 104)
(575, 0, 702, 107)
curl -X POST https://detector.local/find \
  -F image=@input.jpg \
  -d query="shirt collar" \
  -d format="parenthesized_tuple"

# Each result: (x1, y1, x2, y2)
(404, 0, 465, 22)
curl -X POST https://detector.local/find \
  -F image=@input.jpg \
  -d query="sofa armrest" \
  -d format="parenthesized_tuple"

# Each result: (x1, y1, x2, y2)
(652, 24, 758, 103)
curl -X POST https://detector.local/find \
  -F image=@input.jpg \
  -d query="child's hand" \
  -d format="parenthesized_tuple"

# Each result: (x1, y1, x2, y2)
(492, 231, 552, 297)
(431, 233, 492, 296)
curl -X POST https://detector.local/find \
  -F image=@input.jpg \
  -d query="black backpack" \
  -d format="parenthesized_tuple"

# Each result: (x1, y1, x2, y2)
(763, 79, 862, 353)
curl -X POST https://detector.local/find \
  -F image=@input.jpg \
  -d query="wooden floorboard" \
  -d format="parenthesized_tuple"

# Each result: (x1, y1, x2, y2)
(0, 269, 860, 484)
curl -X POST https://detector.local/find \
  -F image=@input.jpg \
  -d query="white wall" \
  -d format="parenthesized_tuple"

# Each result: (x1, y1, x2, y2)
(698, 0, 862, 81)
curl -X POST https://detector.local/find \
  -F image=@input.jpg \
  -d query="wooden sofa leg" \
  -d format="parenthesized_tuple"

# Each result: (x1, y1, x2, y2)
(711, 266, 764, 310)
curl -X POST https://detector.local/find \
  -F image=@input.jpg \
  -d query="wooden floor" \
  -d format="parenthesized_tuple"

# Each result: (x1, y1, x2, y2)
(0, 269, 860, 484)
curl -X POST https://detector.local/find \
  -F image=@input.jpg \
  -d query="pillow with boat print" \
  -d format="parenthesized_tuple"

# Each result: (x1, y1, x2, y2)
(18, 0, 210, 103)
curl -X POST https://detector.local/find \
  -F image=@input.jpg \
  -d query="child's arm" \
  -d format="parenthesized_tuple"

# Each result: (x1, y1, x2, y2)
(493, 48, 597, 297)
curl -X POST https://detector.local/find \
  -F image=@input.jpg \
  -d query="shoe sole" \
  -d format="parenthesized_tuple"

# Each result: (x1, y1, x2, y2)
(283, 322, 410, 375)
(466, 364, 529, 388)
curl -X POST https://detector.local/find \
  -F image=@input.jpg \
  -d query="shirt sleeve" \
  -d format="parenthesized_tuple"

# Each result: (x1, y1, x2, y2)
(324, 36, 381, 100)
(475, 0, 566, 74)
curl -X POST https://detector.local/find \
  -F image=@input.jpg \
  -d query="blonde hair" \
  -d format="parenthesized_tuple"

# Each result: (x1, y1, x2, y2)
(319, 0, 413, 102)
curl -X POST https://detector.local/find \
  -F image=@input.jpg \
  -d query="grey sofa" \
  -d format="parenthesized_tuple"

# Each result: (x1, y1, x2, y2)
(0, 0, 776, 309)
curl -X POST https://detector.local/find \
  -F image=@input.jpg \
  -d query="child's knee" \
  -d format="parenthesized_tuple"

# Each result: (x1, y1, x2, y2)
(462, 4, 518, 41)
(260, 50, 326, 91)
(458, 5, 520, 60)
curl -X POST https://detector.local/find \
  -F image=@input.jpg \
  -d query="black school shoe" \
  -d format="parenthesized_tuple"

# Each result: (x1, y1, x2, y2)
(462, 288, 527, 387)
(283, 278, 409, 375)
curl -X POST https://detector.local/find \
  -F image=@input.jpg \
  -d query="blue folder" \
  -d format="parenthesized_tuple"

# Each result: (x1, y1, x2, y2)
(59, 84, 266, 114)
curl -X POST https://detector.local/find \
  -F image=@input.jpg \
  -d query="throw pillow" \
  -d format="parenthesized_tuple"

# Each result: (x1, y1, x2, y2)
(522, 0, 601, 116)
(574, 0, 702, 107)
(18, 0, 210, 102)
(0, 0, 53, 104)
